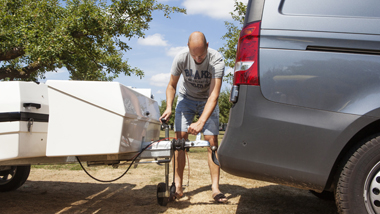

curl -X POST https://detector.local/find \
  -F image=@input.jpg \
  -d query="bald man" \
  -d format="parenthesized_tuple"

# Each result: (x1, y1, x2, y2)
(159, 32, 227, 203)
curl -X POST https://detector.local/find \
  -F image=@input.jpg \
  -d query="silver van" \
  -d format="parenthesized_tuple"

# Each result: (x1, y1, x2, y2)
(218, 1, 380, 213)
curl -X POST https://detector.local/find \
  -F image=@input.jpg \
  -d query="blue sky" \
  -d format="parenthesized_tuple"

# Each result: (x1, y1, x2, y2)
(41, 0, 248, 102)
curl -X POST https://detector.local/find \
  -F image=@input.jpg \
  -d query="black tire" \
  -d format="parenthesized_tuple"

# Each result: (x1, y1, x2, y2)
(0, 165, 31, 192)
(335, 134, 380, 214)
(157, 182, 169, 206)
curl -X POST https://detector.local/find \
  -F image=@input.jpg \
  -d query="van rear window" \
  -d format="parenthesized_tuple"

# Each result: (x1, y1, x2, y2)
(281, 0, 380, 18)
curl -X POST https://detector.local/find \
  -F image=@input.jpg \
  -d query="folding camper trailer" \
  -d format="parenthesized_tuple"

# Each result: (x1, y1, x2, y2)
(0, 81, 210, 206)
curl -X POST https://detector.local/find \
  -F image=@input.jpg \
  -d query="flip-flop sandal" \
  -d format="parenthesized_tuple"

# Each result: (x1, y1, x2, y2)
(169, 192, 183, 201)
(212, 192, 228, 204)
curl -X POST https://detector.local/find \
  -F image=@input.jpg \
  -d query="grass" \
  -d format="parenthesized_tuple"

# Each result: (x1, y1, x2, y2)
(32, 163, 83, 170)
(32, 130, 225, 170)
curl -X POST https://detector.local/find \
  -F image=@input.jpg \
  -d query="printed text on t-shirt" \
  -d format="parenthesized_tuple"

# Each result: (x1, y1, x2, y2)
(184, 69, 212, 79)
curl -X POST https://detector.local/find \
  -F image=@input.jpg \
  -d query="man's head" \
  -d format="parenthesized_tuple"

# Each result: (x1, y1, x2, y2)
(188, 31, 209, 64)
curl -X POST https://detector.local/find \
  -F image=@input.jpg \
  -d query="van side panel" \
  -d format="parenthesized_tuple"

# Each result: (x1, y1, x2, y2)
(260, 48, 380, 115)
(259, 0, 380, 116)
(261, 0, 380, 35)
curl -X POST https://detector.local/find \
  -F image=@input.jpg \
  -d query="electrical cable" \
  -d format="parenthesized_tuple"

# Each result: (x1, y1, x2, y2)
(76, 137, 193, 186)
(76, 138, 170, 183)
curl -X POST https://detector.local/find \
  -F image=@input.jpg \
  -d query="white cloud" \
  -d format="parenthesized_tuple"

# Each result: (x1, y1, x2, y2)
(150, 73, 171, 87)
(182, 0, 248, 19)
(166, 46, 188, 57)
(138, 33, 168, 46)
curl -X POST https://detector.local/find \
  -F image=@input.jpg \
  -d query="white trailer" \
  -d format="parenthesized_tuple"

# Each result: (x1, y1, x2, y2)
(0, 81, 211, 206)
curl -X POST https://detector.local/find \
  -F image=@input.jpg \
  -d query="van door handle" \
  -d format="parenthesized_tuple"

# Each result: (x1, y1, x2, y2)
(23, 103, 41, 109)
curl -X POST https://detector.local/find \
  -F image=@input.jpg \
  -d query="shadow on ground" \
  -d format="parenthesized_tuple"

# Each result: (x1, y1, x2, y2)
(168, 184, 337, 214)
(0, 181, 337, 214)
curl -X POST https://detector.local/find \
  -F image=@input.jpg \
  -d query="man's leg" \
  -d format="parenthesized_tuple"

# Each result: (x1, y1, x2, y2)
(174, 131, 188, 197)
(204, 134, 227, 203)
(204, 135, 221, 193)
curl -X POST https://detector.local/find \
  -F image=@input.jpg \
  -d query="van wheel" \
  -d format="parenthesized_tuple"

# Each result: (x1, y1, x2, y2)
(335, 135, 380, 214)
(0, 165, 31, 192)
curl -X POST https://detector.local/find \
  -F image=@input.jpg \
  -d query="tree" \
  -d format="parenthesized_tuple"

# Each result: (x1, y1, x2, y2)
(216, 1, 247, 125)
(0, 0, 185, 81)
(218, 0, 247, 84)
(159, 95, 178, 129)
(218, 87, 232, 124)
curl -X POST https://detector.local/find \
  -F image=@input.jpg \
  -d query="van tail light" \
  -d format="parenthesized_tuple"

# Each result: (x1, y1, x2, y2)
(234, 21, 260, 85)
(230, 21, 261, 102)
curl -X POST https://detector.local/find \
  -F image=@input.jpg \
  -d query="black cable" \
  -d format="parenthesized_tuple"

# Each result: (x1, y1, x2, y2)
(76, 141, 157, 183)
(172, 143, 176, 183)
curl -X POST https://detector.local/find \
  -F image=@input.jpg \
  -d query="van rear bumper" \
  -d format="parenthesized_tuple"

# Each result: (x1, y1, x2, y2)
(218, 85, 371, 191)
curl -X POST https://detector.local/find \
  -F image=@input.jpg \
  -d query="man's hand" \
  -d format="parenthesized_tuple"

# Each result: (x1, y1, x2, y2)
(188, 119, 206, 135)
(159, 108, 172, 123)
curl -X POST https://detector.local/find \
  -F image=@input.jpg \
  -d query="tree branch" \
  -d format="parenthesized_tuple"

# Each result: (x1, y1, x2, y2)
(0, 47, 25, 61)
(71, 31, 87, 38)
(0, 61, 42, 80)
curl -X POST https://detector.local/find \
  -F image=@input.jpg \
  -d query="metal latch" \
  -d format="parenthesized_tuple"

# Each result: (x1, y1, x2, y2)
(23, 103, 41, 109)
(27, 118, 34, 132)
(230, 85, 239, 103)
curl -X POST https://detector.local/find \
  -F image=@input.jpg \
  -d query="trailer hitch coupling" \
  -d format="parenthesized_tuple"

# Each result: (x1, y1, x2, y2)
(211, 146, 220, 166)
(172, 138, 187, 151)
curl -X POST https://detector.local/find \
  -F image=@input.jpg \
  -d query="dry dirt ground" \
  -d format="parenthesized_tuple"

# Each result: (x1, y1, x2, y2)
(0, 150, 338, 214)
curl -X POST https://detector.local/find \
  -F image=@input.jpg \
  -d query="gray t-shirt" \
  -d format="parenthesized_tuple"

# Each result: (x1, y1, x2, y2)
(171, 47, 225, 101)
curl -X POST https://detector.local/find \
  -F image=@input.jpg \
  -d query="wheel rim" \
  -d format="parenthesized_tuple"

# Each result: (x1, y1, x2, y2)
(364, 161, 380, 214)
(0, 167, 16, 185)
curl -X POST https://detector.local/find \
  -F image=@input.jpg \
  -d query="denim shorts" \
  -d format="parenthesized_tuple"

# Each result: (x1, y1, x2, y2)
(174, 95, 219, 135)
